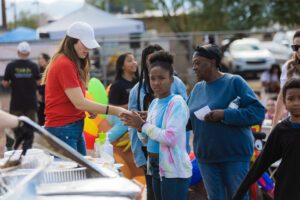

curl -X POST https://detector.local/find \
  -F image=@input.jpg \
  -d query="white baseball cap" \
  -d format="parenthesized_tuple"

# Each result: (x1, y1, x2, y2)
(17, 41, 31, 53)
(66, 21, 100, 49)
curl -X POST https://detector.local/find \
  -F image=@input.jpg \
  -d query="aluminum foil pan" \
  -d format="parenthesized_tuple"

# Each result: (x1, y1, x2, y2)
(42, 167, 86, 184)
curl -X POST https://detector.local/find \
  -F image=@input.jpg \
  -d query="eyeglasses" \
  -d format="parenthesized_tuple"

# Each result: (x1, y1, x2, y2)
(291, 45, 300, 52)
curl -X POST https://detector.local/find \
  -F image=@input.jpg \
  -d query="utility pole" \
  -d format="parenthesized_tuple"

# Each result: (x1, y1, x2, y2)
(105, 0, 109, 12)
(1, 0, 7, 30)
(32, 0, 39, 26)
(13, 0, 16, 28)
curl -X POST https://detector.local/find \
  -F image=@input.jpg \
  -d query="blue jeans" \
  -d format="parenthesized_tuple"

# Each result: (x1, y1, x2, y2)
(150, 157, 190, 200)
(198, 161, 249, 200)
(46, 119, 86, 155)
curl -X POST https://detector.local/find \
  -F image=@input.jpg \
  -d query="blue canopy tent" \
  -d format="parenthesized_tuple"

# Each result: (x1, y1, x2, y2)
(0, 27, 37, 43)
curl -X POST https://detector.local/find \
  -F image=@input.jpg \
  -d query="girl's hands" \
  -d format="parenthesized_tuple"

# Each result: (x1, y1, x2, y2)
(137, 111, 148, 121)
(120, 111, 145, 131)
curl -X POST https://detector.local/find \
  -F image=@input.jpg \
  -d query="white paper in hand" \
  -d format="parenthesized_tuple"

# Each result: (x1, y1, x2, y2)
(194, 105, 211, 120)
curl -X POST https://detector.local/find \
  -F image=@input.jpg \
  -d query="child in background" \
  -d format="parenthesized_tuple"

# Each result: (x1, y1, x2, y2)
(262, 98, 276, 126)
(265, 99, 276, 120)
(37, 53, 50, 125)
(121, 51, 192, 200)
(107, 52, 138, 142)
(260, 63, 281, 93)
(233, 78, 300, 200)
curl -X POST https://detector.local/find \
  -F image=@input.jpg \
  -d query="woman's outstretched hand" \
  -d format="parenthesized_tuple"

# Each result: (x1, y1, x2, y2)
(120, 111, 145, 131)
(88, 112, 97, 119)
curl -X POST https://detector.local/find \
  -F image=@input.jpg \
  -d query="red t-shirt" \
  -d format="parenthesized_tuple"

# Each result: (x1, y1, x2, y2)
(45, 54, 86, 127)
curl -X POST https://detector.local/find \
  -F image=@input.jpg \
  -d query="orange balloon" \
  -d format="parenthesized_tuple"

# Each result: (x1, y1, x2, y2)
(93, 116, 103, 127)
(98, 118, 112, 133)
(85, 91, 94, 100)
(106, 84, 112, 95)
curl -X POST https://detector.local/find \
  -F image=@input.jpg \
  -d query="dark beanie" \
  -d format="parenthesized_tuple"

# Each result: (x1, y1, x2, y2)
(193, 44, 222, 65)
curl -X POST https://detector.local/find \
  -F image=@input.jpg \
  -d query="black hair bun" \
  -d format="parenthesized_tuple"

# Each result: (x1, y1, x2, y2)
(148, 50, 173, 66)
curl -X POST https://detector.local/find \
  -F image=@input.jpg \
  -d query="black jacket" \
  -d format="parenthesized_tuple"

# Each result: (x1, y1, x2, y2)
(233, 119, 300, 200)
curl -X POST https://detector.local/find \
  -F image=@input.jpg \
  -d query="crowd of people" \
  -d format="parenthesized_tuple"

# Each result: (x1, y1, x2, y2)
(0, 21, 300, 200)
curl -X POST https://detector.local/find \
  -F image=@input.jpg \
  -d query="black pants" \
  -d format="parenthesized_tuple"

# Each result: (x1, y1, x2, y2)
(142, 147, 155, 200)
(37, 102, 45, 125)
(7, 109, 37, 150)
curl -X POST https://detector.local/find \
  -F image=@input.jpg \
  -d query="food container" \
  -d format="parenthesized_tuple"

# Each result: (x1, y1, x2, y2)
(0, 151, 52, 200)
(42, 167, 87, 184)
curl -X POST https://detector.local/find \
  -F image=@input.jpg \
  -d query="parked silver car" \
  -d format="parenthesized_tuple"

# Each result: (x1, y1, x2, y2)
(222, 38, 276, 73)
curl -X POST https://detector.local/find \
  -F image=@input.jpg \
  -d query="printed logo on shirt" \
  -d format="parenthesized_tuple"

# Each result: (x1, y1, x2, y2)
(14, 67, 33, 78)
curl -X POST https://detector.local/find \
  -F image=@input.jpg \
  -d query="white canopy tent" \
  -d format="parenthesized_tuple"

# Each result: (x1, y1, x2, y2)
(37, 4, 145, 40)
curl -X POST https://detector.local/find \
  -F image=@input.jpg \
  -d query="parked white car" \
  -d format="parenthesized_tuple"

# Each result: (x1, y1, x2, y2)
(261, 41, 292, 64)
(267, 30, 296, 63)
(273, 30, 295, 47)
(222, 38, 276, 73)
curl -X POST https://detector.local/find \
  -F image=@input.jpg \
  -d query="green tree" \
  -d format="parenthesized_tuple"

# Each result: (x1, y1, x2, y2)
(86, 0, 106, 10)
(270, 0, 300, 27)
(154, 0, 300, 32)
(155, 0, 204, 32)
(8, 11, 38, 29)
(218, 0, 267, 30)
(88, 0, 300, 31)
(86, 0, 155, 13)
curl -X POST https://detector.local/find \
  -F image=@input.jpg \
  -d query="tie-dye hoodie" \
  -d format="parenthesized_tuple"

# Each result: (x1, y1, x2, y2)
(139, 95, 192, 178)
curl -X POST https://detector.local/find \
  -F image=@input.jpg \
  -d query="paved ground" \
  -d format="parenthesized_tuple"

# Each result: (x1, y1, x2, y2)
(141, 182, 208, 200)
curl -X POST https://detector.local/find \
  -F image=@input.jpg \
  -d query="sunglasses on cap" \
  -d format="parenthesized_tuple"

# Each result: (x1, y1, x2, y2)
(291, 45, 300, 51)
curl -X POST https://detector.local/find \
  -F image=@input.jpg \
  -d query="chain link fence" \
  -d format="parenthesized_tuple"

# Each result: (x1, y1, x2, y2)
(0, 30, 279, 95)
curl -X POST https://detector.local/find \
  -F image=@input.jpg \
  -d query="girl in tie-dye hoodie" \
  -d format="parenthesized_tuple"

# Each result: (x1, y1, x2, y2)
(121, 50, 192, 200)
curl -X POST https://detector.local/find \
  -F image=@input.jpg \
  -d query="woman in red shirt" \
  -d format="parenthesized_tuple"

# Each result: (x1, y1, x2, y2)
(41, 21, 129, 155)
